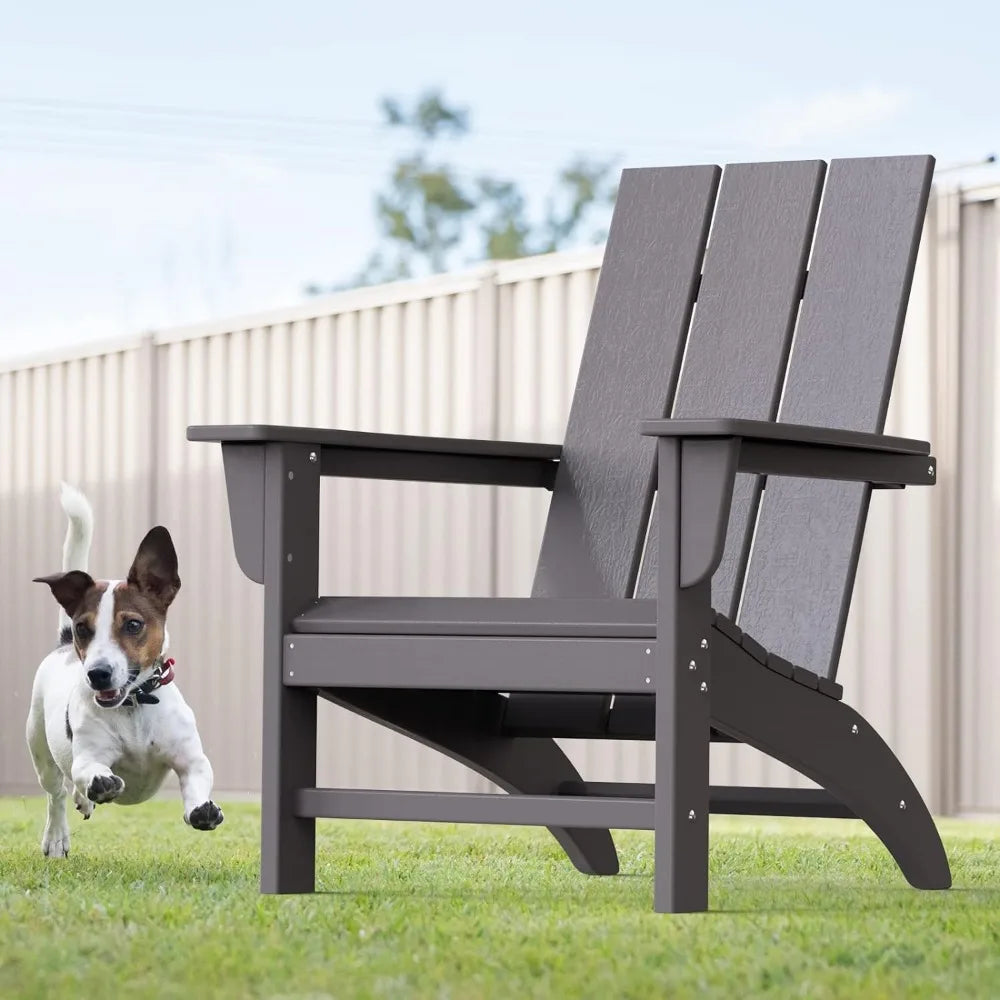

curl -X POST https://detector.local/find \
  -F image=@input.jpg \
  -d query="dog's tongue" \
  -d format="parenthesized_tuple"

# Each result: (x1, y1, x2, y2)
(96, 688, 123, 704)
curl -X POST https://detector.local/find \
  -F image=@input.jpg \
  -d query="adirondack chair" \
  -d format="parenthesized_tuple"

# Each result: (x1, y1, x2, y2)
(189, 154, 952, 913)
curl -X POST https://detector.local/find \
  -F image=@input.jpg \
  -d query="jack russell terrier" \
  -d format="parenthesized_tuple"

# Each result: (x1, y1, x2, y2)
(26, 483, 222, 858)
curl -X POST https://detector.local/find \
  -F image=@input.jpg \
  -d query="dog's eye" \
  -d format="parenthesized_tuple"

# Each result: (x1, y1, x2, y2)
(123, 618, 144, 635)
(74, 622, 92, 641)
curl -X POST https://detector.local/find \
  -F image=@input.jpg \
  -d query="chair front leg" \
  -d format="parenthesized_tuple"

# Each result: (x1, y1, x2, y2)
(260, 442, 321, 893)
(653, 437, 716, 913)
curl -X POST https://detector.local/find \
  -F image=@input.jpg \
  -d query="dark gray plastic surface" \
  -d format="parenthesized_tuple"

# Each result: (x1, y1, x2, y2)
(284, 634, 657, 693)
(187, 423, 561, 459)
(711, 636, 950, 889)
(293, 596, 656, 636)
(637, 160, 825, 609)
(737, 155, 934, 677)
(638, 418, 929, 454)
(260, 443, 321, 894)
(532, 165, 720, 599)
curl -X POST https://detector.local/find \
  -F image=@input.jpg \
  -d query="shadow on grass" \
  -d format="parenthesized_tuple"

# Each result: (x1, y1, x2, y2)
(710, 885, 1000, 914)
(304, 876, 1000, 915)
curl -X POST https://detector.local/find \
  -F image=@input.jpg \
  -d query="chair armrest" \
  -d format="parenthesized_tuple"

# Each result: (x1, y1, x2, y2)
(190, 425, 561, 584)
(639, 418, 928, 454)
(640, 418, 935, 487)
(187, 424, 561, 490)
(645, 418, 935, 589)
(187, 423, 561, 459)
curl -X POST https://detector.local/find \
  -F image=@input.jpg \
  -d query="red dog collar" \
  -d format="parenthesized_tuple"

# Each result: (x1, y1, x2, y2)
(158, 657, 176, 687)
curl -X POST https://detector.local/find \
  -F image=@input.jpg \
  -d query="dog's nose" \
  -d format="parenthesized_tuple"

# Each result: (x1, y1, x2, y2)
(87, 663, 114, 690)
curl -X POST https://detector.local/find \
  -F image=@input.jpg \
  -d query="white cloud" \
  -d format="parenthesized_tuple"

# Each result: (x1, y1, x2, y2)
(749, 86, 909, 149)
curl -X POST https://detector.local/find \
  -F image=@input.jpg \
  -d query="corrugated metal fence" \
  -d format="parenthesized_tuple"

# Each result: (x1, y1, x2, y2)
(2, 186, 997, 816)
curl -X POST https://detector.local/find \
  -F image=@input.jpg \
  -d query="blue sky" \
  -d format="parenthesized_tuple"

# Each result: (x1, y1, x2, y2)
(1, 1, 997, 361)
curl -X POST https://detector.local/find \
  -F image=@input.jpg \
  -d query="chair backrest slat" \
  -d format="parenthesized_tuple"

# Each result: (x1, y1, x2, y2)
(532, 165, 719, 598)
(635, 160, 826, 611)
(736, 155, 934, 676)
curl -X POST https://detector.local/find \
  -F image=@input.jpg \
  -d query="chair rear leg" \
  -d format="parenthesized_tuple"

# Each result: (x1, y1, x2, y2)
(711, 640, 951, 890)
(318, 688, 620, 876)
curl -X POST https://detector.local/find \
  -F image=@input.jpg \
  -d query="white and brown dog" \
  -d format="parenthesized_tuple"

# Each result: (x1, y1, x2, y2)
(25, 483, 222, 858)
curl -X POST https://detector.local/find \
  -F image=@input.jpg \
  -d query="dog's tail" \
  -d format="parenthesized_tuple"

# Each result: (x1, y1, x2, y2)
(57, 482, 94, 636)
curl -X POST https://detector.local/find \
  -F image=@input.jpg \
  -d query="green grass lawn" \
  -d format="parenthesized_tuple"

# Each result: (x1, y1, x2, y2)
(1, 797, 998, 999)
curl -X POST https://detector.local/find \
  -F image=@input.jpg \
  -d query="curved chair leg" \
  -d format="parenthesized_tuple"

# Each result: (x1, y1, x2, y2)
(317, 687, 620, 876)
(711, 641, 951, 890)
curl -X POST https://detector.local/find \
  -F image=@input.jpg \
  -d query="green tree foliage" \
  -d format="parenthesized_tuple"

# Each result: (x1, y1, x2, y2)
(307, 91, 618, 293)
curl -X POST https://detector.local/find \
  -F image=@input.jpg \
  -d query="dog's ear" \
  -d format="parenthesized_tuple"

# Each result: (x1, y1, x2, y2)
(34, 570, 96, 618)
(127, 526, 180, 609)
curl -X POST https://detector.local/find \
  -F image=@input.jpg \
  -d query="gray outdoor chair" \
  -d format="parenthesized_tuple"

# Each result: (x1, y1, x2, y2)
(189, 154, 952, 913)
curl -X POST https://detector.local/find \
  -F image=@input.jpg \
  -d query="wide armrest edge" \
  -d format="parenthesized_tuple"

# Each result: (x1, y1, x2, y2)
(639, 418, 930, 456)
(187, 423, 562, 461)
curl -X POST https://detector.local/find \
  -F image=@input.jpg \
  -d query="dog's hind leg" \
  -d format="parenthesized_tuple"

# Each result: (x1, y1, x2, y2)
(25, 705, 72, 858)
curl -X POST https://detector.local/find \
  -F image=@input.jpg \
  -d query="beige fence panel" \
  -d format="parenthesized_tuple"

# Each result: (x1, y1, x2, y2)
(954, 192, 1000, 815)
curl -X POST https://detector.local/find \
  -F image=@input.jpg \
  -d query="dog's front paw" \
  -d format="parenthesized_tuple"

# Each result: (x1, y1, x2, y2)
(187, 801, 224, 831)
(73, 789, 94, 819)
(87, 773, 124, 804)
(41, 823, 71, 858)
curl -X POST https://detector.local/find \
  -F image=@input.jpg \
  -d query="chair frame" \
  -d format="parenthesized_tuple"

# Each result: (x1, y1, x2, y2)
(188, 420, 949, 912)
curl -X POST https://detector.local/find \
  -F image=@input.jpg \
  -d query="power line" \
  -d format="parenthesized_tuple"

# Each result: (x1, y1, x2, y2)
(0, 112, 739, 179)
(5, 96, 989, 178)
(0, 94, 750, 153)
(0, 133, 601, 182)
(0, 121, 601, 170)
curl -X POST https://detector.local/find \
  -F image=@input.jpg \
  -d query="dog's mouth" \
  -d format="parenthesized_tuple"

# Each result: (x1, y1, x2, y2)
(93, 687, 128, 708)
(92, 671, 140, 709)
